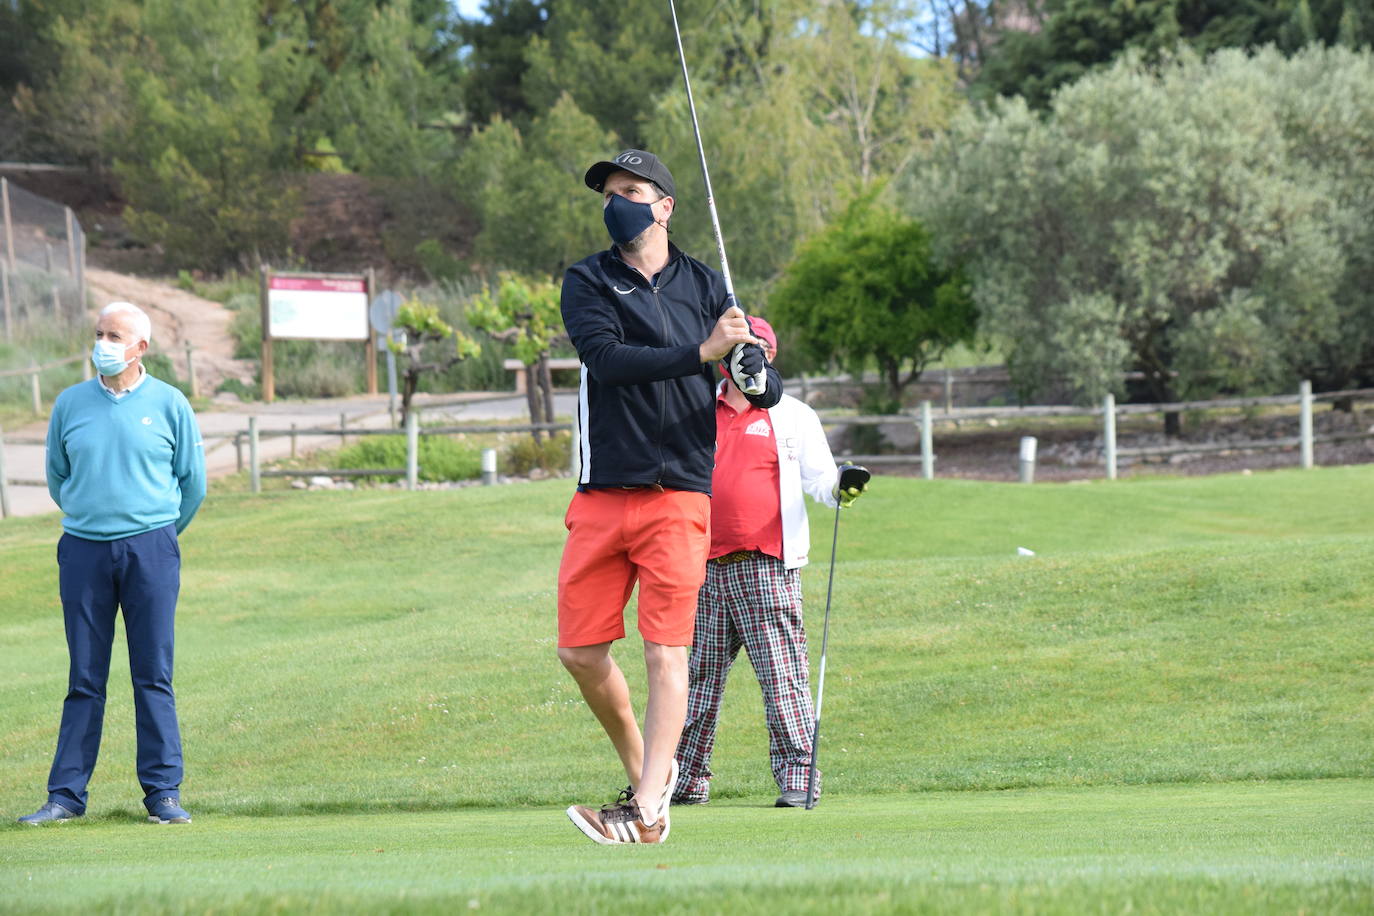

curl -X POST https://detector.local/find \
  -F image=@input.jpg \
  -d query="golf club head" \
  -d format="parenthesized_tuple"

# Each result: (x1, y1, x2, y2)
(838, 464, 870, 492)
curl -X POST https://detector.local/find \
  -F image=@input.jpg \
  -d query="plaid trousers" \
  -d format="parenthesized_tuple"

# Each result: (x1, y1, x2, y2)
(674, 551, 819, 798)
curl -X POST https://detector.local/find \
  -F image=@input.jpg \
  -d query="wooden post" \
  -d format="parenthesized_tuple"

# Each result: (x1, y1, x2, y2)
(1, 178, 15, 271)
(1299, 380, 1313, 470)
(30, 361, 41, 414)
(943, 371, 953, 414)
(82, 355, 92, 381)
(290, 422, 297, 459)
(45, 242, 53, 273)
(235, 432, 243, 472)
(0, 423, 11, 519)
(249, 417, 261, 494)
(65, 207, 79, 279)
(405, 408, 419, 491)
(339, 411, 347, 447)
(365, 267, 378, 395)
(260, 265, 274, 403)
(50, 283, 60, 318)
(1, 261, 11, 342)
(920, 400, 934, 480)
(78, 229, 86, 308)
(1103, 393, 1117, 480)
(184, 341, 198, 398)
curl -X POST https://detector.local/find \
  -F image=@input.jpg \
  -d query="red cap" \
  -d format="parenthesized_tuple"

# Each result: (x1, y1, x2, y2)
(748, 316, 777, 355)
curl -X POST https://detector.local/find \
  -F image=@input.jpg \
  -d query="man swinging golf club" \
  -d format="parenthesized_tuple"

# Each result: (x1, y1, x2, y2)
(559, 149, 782, 844)
(672, 318, 868, 808)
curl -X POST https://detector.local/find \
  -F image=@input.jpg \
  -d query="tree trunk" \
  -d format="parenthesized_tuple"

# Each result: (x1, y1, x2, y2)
(400, 370, 420, 428)
(539, 355, 556, 436)
(524, 366, 543, 442)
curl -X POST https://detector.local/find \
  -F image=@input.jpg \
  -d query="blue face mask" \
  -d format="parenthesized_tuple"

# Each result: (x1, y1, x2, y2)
(92, 338, 133, 376)
(603, 193, 658, 246)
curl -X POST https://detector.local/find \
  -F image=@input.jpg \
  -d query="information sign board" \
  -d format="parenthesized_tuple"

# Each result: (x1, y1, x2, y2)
(268, 276, 368, 340)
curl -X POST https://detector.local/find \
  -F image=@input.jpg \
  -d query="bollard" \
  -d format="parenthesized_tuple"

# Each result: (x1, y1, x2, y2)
(405, 409, 419, 490)
(481, 448, 498, 486)
(184, 341, 198, 398)
(30, 361, 41, 414)
(1018, 436, 1037, 484)
(0, 423, 11, 519)
(1103, 393, 1117, 480)
(920, 400, 934, 480)
(249, 417, 261, 494)
(1299, 380, 1313, 470)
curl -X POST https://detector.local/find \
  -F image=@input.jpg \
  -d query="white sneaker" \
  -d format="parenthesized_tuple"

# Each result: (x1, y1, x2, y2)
(640, 758, 679, 841)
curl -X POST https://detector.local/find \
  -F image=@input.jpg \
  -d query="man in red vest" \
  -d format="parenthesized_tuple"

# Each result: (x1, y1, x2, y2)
(673, 318, 865, 808)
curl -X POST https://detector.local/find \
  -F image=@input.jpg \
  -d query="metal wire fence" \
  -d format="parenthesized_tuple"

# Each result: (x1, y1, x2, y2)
(1, 176, 87, 342)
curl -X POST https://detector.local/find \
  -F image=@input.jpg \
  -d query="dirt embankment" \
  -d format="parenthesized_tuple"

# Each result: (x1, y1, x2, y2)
(85, 267, 254, 395)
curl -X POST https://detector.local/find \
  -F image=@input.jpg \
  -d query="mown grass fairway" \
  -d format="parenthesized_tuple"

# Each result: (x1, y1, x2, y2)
(2, 468, 1372, 913)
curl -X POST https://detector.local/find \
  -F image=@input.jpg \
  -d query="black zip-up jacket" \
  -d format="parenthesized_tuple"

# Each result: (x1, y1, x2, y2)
(562, 242, 781, 494)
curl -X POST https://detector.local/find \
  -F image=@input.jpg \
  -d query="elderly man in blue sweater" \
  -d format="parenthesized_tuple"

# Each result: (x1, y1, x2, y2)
(19, 301, 206, 826)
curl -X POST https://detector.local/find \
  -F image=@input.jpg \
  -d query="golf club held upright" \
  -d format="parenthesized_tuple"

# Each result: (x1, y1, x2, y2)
(667, 0, 766, 396)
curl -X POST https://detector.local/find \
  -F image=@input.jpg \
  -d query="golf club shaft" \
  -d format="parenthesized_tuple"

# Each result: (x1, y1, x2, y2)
(805, 499, 843, 809)
(667, 0, 764, 395)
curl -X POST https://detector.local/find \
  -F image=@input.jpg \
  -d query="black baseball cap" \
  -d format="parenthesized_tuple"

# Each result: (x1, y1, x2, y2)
(584, 149, 676, 199)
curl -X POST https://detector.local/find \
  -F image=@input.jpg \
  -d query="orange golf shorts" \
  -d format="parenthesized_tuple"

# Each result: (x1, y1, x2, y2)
(557, 487, 710, 648)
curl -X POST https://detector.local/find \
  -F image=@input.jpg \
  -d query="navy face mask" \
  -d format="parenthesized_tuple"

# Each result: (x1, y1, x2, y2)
(603, 193, 658, 246)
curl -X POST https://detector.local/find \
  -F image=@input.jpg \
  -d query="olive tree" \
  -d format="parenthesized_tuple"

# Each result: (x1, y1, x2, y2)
(912, 46, 1371, 431)
(466, 272, 567, 441)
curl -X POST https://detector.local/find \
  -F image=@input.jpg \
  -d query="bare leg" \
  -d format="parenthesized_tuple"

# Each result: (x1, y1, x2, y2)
(640, 640, 688, 821)
(558, 643, 643, 789)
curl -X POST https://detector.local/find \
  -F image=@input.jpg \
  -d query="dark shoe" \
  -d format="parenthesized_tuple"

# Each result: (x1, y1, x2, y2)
(147, 797, 191, 824)
(775, 789, 810, 808)
(671, 792, 709, 806)
(18, 801, 81, 825)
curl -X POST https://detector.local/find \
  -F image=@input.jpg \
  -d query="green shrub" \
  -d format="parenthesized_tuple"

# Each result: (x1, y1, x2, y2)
(503, 432, 571, 476)
(333, 434, 482, 482)
(272, 343, 365, 399)
(141, 351, 191, 397)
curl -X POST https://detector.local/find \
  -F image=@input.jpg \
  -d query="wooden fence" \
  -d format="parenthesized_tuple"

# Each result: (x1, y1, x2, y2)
(7, 380, 1374, 518)
(822, 381, 1374, 480)
(0, 352, 88, 413)
(235, 412, 577, 493)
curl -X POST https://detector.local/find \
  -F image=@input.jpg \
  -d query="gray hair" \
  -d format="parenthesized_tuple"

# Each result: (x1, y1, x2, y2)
(99, 301, 152, 345)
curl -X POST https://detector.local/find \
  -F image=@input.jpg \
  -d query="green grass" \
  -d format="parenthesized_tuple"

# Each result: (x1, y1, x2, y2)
(2, 784, 1368, 914)
(2, 468, 1372, 912)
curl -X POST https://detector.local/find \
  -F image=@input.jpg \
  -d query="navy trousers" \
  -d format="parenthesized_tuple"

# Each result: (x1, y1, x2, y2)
(49, 524, 183, 813)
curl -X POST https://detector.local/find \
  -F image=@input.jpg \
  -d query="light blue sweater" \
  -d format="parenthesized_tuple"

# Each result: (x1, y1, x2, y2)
(46, 376, 206, 540)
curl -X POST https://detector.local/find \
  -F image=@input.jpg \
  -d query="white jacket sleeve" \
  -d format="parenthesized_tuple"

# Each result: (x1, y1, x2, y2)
(797, 401, 840, 509)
